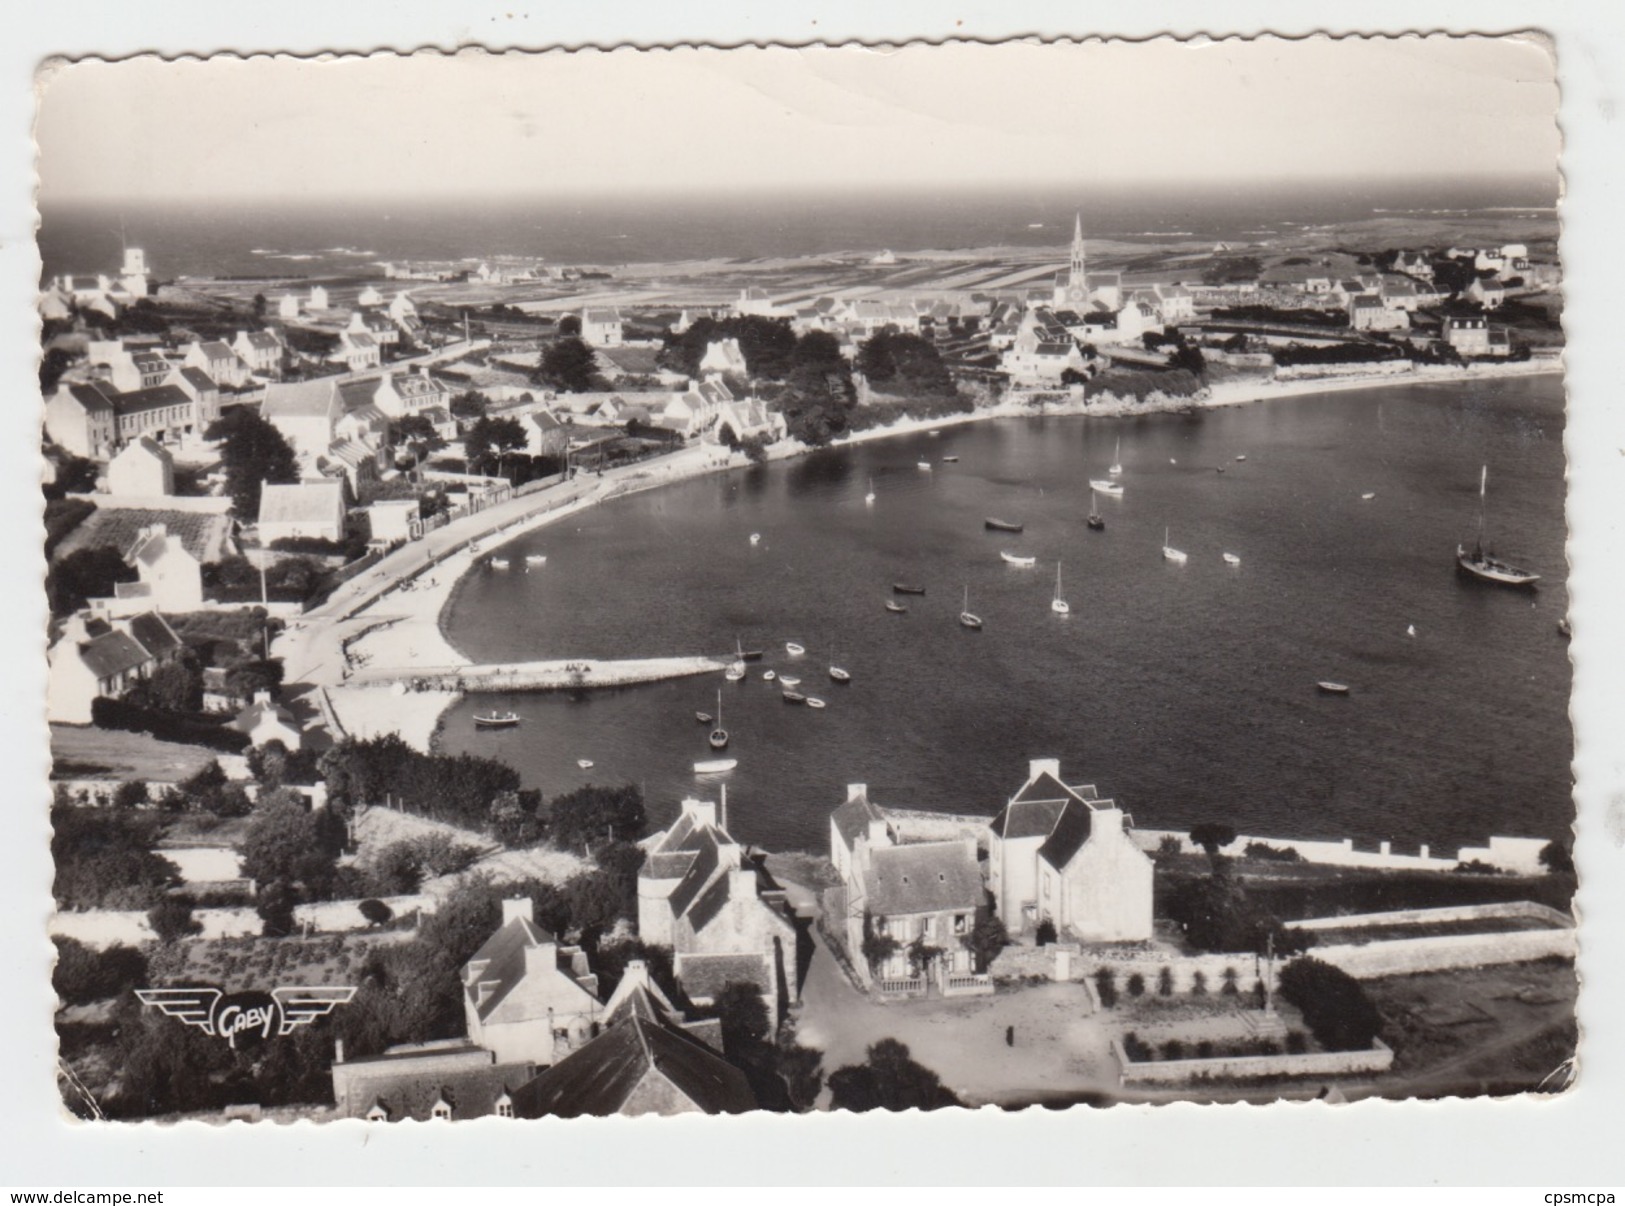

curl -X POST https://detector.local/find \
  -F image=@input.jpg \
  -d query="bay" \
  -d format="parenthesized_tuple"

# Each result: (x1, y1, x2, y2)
(440, 375, 1571, 855)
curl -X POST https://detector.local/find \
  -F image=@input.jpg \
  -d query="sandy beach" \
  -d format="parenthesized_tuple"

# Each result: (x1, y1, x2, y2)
(303, 357, 1561, 752)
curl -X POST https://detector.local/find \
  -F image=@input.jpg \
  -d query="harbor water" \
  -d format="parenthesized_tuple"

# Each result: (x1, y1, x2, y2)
(440, 375, 1571, 855)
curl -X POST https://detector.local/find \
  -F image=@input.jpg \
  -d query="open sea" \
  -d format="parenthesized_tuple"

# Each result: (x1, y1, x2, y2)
(37, 177, 1557, 282)
(437, 375, 1571, 855)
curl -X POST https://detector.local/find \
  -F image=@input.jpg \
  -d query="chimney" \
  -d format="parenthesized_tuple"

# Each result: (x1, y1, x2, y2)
(846, 784, 868, 805)
(719, 784, 727, 834)
(334, 1039, 345, 1064)
(1029, 758, 1061, 783)
(681, 796, 717, 830)
(500, 897, 534, 926)
(252, 689, 273, 706)
(621, 959, 650, 993)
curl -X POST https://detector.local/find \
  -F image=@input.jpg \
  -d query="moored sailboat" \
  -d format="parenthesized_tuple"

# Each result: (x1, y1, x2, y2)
(959, 585, 983, 630)
(1162, 527, 1188, 565)
(708, 690, 729, 750)
(1109, 438, 1122, 478)
(1051, 562, 1070, 615)
(1456, 465, 1539, 586)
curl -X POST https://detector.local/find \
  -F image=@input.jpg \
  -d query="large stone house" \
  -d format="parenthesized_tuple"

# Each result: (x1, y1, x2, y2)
(231, 329, 285, 379)
(44, 382, 119, 460)
(986, 759, 1154, 943)
(638, 795, 798, 1020)
(182, 340, 251, 389)
(462, 897, 603, 1066)
(580, 307, 624, 348)
(111, 523, 203, 614)
(829, 784, 987, 994)
(228, 690, 304, 751)
(331, 1038, 532, 1123)
(339, 369, 451, 420)
(262, 377, 346, 466)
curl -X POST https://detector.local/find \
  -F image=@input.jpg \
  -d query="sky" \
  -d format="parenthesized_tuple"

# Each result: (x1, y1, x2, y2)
(34, 35, 1560, 204)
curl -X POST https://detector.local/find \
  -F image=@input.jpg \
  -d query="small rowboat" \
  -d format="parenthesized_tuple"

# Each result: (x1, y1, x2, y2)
(1090, 480, 1123, 497)
(1001, 551, 1036, 567)
(763, 670, 777, 682)
(985, 518, 1024, 533)
(694, 758, 737, 774)
(724, 664, 745, 682)
(1223, 553, 1241, 566)
(786, 642, 806, 656)
(917, 461, 932, 471)
(806, 697, 827, 709)
(490, 557, 510, 569)
(577, 759, 595, 769)
(885, 601, 908, 614)
(782, 690, 808, 704)
(779, 676, 801, 688)
(1317, 681, 1351, 695)
(749, 533, 761, 546)
(525, 554, 547, 567)
(893, 583, 927, 595)
(829, 666, 851, 683)
(474, 712, 520, 729)
(695, 711, 713, 724)
(1361, 493, 1376, 501)
(942, 455, 959, 463)
(1235, 455, 1247, 462)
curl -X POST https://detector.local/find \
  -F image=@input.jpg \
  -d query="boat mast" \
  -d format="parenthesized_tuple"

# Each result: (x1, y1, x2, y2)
(1477, 464, 1488, 552)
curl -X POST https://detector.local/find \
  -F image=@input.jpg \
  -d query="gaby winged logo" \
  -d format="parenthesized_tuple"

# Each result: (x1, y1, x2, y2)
(136, 986, 356, 1047)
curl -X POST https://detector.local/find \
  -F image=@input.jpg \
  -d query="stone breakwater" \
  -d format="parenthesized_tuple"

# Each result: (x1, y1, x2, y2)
(346, 654, 732, 693)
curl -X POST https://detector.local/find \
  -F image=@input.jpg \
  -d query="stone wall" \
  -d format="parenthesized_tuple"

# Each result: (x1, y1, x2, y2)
(1310, 928, 1576, 980)
(1113, 1036, 1394, 1084)
(1133, 827, 1556, 875)
(1287, 900, 1572, 933)
(50, 892, 437, 948)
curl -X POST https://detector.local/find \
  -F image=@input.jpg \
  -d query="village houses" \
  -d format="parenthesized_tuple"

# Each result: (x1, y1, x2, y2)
(228, 690, 305, 751)
(580, 307, 624, 348)
(230, 329, 285, 379)
(638, 794, 798, 1020)
(45, 382, 118, 460)
(108, 523, 203, 615)
(261, 378, 347, 466)
(182, 340, 252, 390)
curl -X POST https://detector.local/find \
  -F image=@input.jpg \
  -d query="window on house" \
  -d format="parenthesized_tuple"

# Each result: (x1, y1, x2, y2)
(953, 914, 968, 935)
(431, 1101, 451, 1121)
(495, 1100, 513, 1119)
(1043, 877, 1051, 898)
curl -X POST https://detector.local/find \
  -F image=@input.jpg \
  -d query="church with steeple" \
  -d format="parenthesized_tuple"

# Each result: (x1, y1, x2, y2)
(1051, 213, 1121, 312)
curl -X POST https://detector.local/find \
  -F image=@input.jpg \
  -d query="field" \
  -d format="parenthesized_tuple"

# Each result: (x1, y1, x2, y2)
(146, 930, 413, 992)
(51, 723, 219, 781)
(1367, 958, 1577, 1097)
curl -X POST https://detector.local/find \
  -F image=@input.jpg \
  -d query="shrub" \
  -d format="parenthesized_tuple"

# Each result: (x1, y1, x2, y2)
(1252, 980, 1268, 1009)
(1093, 967, 1118, 1008)
(1126, 972, 1146, 998)
(1190, 970, 1207, 996)
(1157, 834, 1182, 855)
(1244, 841, 1303, 863)
(1035, 919, 1057, 946)
(52, 937, 147, 1005)
(1196, 1040, 1214, 1059)
(358, 899, 393, 928)
(1121, 1032, 1153, 1062)
(148, 895, 202, 943)
(1286, 1030, 1309, 1055)
(1221, 966, 1240, 995)
(1277, 957, 1382, 1052)
(1157, 967, 1174, 997)
(1453, 859, 1503, 876)
(1161, 1039, 1186, 1061)
(90, 697, 250, 754)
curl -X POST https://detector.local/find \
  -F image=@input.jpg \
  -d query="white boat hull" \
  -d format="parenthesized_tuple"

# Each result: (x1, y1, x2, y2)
(694, 759, 737, 774)
(1163, 548, 1187, 565)
(1090, 481, 1123, 496)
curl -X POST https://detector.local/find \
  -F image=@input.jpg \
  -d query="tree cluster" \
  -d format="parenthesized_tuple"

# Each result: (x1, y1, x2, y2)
(462, 415, 528, 476)
(318, 734, 522, 831)
(856, 328, 957, 399)
(535, 337, 600, 393)
(52, 937, 148, 1006)
(659, 315, 797, 381)
(47, 545, 138, 615)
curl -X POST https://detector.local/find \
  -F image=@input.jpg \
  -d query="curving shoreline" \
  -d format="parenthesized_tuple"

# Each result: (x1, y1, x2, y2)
(314, 358, 1561, 751)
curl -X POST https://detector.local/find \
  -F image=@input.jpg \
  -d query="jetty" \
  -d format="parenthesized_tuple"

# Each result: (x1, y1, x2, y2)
(346, 654, 732, 693)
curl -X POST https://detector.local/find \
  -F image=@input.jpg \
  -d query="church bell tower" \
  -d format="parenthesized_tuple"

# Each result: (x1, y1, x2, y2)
(1066, 213, 1088, 306)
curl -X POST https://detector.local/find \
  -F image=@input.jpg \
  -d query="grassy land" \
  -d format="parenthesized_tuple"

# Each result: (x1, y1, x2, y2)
(51, 724, 220, 782)
(146, 930, 413, 992)
(1366, 958, 1577, 1098)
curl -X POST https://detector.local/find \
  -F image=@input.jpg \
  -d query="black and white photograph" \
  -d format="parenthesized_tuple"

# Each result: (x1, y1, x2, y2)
(22, 25, 1606, 1152)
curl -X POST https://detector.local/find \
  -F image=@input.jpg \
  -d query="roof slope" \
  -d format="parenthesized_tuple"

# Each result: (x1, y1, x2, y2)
(511, 987, 755, 1118)
(463, 915, 559, 1021)
(1037, 798, 1097, 870)
(864, 841, 983, 916)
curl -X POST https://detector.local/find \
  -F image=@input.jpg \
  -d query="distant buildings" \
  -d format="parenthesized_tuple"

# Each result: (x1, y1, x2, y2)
(113, 523, 203, 614)
(261, 378, 347, 466)
(107, 437, 175, 498)
(580, 307, 624, 348)
(228, 690, 304, 750)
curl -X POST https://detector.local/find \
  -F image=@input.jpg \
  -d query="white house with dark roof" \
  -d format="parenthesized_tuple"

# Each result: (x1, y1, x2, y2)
(332, 1038, 533, 1123)
(334, 330, 382, 373)
(661, 377, 732, 438)
(462, 897, 603, 1066)
(638, 795, 798, 1019)
(47, 609, 182, 724)
(106, 436, 174, 498)
(1349, 295, 1409, 332)
(986, 759, 1153, 943)
(698, 338, 749, 379)
(45, 382, 119, 460)
(277, 293, 300, 321)
(711, 397, 787, 448)
(162, 366, 222, 431)
(338, 369, 450, 420)
(307, 285, 330, 312)
(580, 307, 624, 348)
(117, 523, 202, 613)
(231, 329, 285, 378)
(829, 784, 987, 994)
(257, 479, 346, 544)
(1465, 276, 1507, 311)
(1445, 315, 1492, 357)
